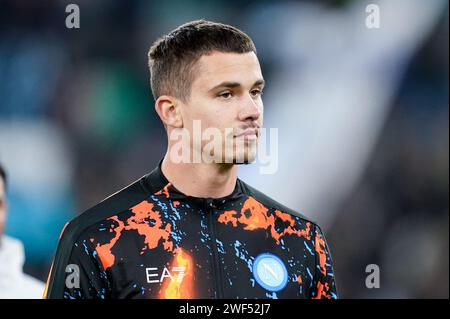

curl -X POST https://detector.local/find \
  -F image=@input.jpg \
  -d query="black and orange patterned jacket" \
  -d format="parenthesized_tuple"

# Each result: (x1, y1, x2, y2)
(44, 161, 337, 299)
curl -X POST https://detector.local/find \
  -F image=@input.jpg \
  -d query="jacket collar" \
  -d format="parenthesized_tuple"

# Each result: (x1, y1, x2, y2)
(143, 158, 244, 202)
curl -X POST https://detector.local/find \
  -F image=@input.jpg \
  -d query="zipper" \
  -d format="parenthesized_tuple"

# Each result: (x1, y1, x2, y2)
(205, 198, 224, 299)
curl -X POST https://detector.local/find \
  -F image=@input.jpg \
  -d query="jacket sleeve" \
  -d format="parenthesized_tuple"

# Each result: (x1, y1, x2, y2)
(309, 224, 338, 299)
(44, 223, 110, 299)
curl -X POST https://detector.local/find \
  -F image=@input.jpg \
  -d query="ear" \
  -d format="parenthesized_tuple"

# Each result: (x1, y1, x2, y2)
(154, 95, 183, 128)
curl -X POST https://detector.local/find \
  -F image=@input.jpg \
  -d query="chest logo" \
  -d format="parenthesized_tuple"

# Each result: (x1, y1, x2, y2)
(146, 267, 186, 284)
(252, 253, 288, 292)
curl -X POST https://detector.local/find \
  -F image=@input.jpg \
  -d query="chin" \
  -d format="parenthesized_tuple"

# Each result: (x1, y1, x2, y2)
(232, 149, 257, 164)
(216, 144, 258, 164)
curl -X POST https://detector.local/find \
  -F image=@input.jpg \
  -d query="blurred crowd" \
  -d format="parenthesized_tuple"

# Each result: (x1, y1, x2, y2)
(0, 0, 448, 298)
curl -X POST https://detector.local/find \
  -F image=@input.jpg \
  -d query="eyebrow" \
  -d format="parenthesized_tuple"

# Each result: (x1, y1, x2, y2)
(208, 79, 265, 92)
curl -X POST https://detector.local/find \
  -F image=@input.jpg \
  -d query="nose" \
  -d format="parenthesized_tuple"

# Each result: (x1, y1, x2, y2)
(238, 94, 262, 122)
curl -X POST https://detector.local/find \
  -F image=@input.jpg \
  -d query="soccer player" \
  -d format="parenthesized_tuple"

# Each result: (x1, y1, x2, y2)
(0, 163, 45, 298)
(45, 20, 337, 299)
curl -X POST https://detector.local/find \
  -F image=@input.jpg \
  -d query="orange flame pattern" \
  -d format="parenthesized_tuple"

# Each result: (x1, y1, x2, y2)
(218, 196, 311, 244)
(159, 248, 195, 299)
(95, 200, 173, 270)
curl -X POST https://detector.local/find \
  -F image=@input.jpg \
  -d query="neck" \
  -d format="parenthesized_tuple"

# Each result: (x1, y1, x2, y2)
(161, 152, 238, 198)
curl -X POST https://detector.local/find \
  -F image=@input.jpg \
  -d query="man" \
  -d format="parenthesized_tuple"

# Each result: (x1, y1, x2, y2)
(0, 163, 45, 299)
(45, 20, 337, 299)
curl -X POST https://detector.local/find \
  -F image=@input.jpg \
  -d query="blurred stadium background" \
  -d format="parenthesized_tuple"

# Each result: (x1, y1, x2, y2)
(0, 0, 448, 298)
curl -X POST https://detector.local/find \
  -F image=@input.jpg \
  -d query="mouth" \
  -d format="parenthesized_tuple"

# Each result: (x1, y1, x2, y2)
(233, 128, 259, 140)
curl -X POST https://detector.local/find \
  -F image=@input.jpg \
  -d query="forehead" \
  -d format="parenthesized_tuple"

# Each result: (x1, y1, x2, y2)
(192, 51, 262, 89)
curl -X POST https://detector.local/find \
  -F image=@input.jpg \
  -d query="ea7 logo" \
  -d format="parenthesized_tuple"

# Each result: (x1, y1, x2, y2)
(145, 267, 186, 284)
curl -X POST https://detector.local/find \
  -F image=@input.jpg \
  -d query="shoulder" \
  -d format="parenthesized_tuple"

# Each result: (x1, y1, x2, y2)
(238, 179, 318, 226)
(59, 176, 151, 247)
(46, 174, 162, 298)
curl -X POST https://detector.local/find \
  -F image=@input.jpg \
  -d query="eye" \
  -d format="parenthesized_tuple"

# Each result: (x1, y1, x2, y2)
(218, 91, 233, 99)
(250, 89, 263, 97)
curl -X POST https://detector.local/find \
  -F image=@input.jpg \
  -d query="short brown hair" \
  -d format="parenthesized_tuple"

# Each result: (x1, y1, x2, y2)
(148, 19, 257, 102)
